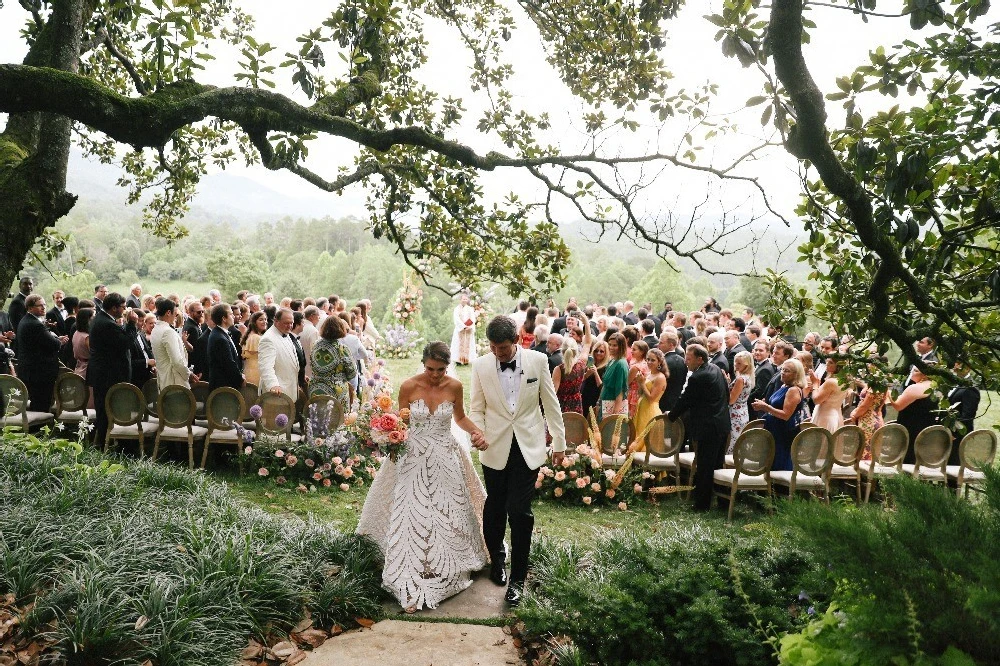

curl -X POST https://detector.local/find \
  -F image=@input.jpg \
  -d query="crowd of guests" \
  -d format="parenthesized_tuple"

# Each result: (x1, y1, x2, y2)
(1, 278, 386, 444)
(507, 296, 982, 510)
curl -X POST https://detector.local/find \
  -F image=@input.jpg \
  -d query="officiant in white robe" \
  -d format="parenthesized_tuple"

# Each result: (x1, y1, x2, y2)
(450, 293, 477, 366)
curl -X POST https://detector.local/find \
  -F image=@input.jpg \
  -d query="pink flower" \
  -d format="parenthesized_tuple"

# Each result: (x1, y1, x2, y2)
(322, 463, 332, 471)
(582, 476, 591, 485)
(335, 465, 345, 475)
(604, 469, 617, 480)
(553, 487, 564, 497)
(388, 430, 406, 443)
(296, 484, 307, 493)
(339, 483, 350, 491)
(332, 457, 343, 466)
(561, 458, 573, 468)
(554, 471, 566, 482)
(276, 476, 286, 485)
(275, 450, 285, 458)
(618, 502, 628, 511)
(342, 467, 354, 478)
(535, 480, 543, 489)
(569, 471, 578, 479)
(258, 468, 269, 476)
(634, 483, 643, 493)
(582, 496, 592, 505)
(313, 472, 323, 481)
(605, 489, 616, 498)
(591, 483, 601, 492)
(305, 459, 315, 468)
(540, 466, 552, 476)
(575, 478, 587, 489)
(244, 446, 253, 455)
(285, 455, 298, 466)
(322, 479, 331, 487)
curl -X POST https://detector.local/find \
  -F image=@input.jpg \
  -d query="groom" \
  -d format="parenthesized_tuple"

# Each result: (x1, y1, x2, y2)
(470, 315, 566, 605)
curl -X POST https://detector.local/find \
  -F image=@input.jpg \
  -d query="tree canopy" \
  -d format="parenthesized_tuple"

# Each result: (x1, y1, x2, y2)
(1, 0, 998, 388)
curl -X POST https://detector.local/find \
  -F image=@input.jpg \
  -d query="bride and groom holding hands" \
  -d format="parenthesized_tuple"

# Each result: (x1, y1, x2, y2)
(357, 315, 566, 611)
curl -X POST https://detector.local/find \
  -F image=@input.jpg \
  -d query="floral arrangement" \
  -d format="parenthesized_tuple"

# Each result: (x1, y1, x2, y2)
(392, 274, 423, 325)
(346, 391, 409, 462)
(376, 323, 421, 360)
(236, 406, 375, 491)
(535, 441, 641, 509)
(359, 359, 392, 404)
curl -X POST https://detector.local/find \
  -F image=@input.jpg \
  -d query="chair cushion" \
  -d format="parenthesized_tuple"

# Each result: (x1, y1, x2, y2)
(945, 465, 984, 482)
(861, 464, 900, 478)
(157, 425, 209, 439)
(208, 430, 241, 442)
(771, 471, 827, 488)
(632, 451, 677, 470)
(2, 411, 55, 428)
(900, 464, 945, 481)
(829, 463, 859, 478)
(601, 453, 627, 467)
(56, 409, 97, 422)
(724, 454, 735, 468)
(109, 422, 157, 438)
(712, 469, 770, 487)
(678, 451, 696, 467)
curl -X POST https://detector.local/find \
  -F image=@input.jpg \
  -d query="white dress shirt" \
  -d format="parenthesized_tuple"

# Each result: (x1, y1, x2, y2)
(496, 347, 522, 412)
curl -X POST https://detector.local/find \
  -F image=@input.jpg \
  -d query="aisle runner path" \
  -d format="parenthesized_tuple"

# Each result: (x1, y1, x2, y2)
(301, 573, 519, 665)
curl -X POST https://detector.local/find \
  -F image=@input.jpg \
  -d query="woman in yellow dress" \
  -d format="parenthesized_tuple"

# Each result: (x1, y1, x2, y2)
(633, 349, 667, 451)
(241, 311, 267, 387)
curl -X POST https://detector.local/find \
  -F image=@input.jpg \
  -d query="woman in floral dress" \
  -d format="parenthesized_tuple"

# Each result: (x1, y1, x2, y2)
(727, 351, 754, 453)
(309, 315, 357, 410)
(626, 340, 650, 418)
(553, 337, 587, 414)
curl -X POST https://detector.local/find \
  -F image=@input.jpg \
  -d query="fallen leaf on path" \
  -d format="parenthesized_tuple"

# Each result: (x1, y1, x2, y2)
(329, 625, 343, 636)
(355, 618, 374, 628)
(296, 629, 327, 648)
(271, 641, 296, 659)
(292, 618, 313, 633)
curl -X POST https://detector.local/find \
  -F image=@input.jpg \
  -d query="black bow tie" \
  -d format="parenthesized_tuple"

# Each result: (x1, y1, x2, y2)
(500, 359, 517, 372)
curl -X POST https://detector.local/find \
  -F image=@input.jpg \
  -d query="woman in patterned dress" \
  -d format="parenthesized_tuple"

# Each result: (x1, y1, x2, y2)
(727, 351, 754, 453)
(309, 315, 357, 409)
(553, 336, 586, 414)
(356, 342, 488, 613)
(626, 340, 650, 418)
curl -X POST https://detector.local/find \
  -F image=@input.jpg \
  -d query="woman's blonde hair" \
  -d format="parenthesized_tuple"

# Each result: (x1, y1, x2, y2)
(560, 337, 579, 374)
(734, 351, 754, 390)
(591, 340, 609, 368)
(782, 358, 807, 389)
(796, 351, 814, 374)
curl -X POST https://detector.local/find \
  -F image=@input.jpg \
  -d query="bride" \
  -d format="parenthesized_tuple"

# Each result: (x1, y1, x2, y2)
(357, 341, 490, 612)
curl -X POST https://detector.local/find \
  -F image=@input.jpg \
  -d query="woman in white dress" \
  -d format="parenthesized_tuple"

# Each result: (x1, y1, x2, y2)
(811, 357, 846, 432)
(357, 341, 489, 613)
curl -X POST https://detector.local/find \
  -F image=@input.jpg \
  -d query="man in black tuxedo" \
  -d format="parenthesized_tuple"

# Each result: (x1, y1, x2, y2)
(7, 276, 34, 353)
(657, 330, 688, 412)
(672, 312, 694, 348)
(16, 294, 68, 412)
(707, 332, 730, 378)
(290, 311, 308, 396)
(760, 341, 796, 408)
(545, 333, 563, 374)
(723, 330, 749, 377)
(207, 304, 244, 393)
(668, 343, 731, 511)
(130, 312, 156, 388)
(88, 293, 139, 444)
(748, 341, 777, 420)
(183, 301, 206, 378)
(93, 284, 108, 311)
(126, 284, 143, 309)
(640, 319, 658, 349)
(45, 290, 69, 335)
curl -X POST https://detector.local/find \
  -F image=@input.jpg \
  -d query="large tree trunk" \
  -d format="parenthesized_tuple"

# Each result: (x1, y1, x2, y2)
(0, 0, 86, 307)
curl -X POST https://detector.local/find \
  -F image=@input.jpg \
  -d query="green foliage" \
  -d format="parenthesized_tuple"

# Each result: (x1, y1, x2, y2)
(0, 444, 385, 665)
(206, 248, 272, 300)
(777, 472, 1000, 664)
(517, 523, 816, 666)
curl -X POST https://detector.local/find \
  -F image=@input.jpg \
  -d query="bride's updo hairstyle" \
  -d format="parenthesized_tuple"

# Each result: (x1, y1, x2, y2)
(422, 341, 451, 365)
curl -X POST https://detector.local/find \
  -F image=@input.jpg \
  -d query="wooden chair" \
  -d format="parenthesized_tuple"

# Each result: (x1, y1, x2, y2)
(303, 394, 345, 438)
(240, 383, 259, 428)
(632, 414, 684, 493)
(52, 372, 95, 431)
(256, 391, 300, 442)
(563, 412, 589, 448)
(901, 425, 952, 486)
(105, 382, 156, 455)
(862, 423, 909, 503)
(725, 419, 768, 468)
(191, 381, 210, 419)
(828, 425, 866, 502)
(152, 385, 208, 469)
(0, 374, 56, 432)
(712, 427, 775, 521)
(598, 414, 632, 467)
(946, 429, 998, 498)
(772, 426, 833, 501)
(142, 377, 160, 419)
(201, 387, 247, 469)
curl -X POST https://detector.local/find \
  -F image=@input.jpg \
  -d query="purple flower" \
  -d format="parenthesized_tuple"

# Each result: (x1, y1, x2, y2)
(275, 413, 289, 428)
(243, 430, 255, 444)
(367, 378, 376, 387)
(372, 372, 381, 380)
(798, 590, 810, 602)
(249, 404, 263, 419)
(807, 606, 816, 616)
(378, 360, 385, 366)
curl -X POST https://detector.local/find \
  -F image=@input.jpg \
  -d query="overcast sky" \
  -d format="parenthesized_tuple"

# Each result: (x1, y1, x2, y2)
(2, 1, 992, 229)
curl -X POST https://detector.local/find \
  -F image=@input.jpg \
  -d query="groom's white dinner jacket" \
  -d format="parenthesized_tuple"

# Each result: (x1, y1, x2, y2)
(469, 348, 566, 471)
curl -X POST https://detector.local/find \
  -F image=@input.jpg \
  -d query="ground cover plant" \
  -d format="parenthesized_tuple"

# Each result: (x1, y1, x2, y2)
(0, 436, 385, 666)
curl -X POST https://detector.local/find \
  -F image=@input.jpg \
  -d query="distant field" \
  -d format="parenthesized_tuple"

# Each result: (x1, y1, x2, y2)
(105, 280, 222, 299)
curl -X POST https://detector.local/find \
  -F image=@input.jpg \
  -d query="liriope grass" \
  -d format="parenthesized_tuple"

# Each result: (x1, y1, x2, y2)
(0, 446, 385, 666)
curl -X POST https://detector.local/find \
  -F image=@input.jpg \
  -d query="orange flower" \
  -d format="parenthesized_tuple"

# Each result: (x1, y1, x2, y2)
(388, 430, 405, 443)
(399, 407, 411, 423)
(344, 412, 358, 426)
(376, 394, 393, 411)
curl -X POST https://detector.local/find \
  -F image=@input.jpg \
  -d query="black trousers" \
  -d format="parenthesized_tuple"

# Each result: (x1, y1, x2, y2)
(93, 382, 111, 446)
(20, 368, 56, 414)
(482, 436, 536, 583)
(693, 425, 727, 510)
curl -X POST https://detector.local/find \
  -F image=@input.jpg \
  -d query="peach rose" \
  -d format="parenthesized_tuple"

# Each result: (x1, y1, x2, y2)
(591, 483, 601, 492)
(285, 455, 298, 466)
(335, 465, 345, 475)
(332, 457, 343, 466)
(399, 407, 410, 422)
(534, 480, 542, 489)
(618, 501, 628, 511)
(313, 472, 322, 481)
(575, 478, 587, 489)
(569, 470, 578, 479)
(322, 478, 332, 487)
(339, 483, 350, 491)
(388, 430, 406, 443)
(605, 489, 616, 499)
(376, 394, 393, 411)
(344, 412, 358, 426)
(582, 496, 592, 505)
(342, 467, 354, 478)
(553, 487, 564, 497)
(554, 471, 566, 482)
(258, 468, 269, 476)
(634, 483, 643, 493)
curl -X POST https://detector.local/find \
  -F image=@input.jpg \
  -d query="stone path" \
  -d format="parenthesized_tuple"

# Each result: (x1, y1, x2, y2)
(300, 571, 520, 665)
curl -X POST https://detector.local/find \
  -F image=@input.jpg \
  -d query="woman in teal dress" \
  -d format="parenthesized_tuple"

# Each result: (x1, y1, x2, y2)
(310, 315, 358, 409)
(599, 332, 630, 419)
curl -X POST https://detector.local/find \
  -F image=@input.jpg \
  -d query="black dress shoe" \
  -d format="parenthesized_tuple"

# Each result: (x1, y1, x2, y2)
(489, 561, 508, 587)
(504, 581, 524, 607)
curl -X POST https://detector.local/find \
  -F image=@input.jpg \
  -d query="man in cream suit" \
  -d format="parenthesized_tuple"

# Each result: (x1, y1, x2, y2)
(258, 308, 301, 401)
(469, 315, 566, 606)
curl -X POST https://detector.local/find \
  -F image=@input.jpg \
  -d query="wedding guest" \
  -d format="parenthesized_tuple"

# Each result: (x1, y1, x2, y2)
(88, 293, 138, 444)
(16, 294, 67, 412)
(45, 290, 68, 335)
(337, 312, 368, 397)
(848, 361, 887, 460)
(126, 284, 142, 309)
(300, 306, 321, 379)
(241, 312, 267, 387)
(531, 324, 549, 355)
(728, 351, 754, 452)
(599, 332, 629, 418)
(811, 357, 846, 432)
(129, 311, 156, 388)
(258, 308, 301, 401)
(152, 298, 194, 391)
(656, 330, 686, 412)
(309, 314, 357, 409)
(207, 304, 244, 393)
(752, 359, 807, 472)
(553, 336, 586, 414)
(947, 362, 980, 464)
(889, 366, 938, 464)
(626, 340, 650, 417)
(451, 293, 478, 365)
(582, 340, 609, 418)
(519, 306, 538, 349)
(72, 307, 94, 379)
(633, 348, 666, 447)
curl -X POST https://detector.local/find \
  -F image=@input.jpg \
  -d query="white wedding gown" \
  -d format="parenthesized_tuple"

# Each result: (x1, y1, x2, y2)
(356, 399, 489, 610)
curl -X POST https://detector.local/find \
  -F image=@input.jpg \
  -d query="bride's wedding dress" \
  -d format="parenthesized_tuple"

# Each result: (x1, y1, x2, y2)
(357, 399, 489, 610)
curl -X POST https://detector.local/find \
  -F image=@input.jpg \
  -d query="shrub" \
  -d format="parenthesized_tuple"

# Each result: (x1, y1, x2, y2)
(777, 472, 1000, 665)
(0, 443, 385, 666)
(517, 522, 816, 666)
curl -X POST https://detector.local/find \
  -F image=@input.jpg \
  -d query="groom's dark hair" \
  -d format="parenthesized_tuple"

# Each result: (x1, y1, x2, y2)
(486, 315, 518, 344)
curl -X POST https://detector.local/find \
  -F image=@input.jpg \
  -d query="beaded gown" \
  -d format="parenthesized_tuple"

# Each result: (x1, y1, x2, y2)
(356, 399, 488, 610)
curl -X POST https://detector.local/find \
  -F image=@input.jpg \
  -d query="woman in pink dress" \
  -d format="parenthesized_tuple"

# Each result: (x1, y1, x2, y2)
(626, 340, 650, 418)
